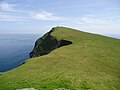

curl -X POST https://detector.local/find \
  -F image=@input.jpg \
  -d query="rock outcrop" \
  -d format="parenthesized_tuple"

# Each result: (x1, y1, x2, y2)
(30, 28, 72, 58)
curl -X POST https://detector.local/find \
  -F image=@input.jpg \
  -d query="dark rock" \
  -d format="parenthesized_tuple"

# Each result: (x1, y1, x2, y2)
(0, 73, 2, 76)
(58, 40, 72, 48)
(19, 61, 26, 66)
(30, 28, 72, 58)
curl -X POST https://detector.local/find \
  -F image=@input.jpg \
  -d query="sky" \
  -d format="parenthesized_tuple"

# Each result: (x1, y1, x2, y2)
(0, 0, 120, 34)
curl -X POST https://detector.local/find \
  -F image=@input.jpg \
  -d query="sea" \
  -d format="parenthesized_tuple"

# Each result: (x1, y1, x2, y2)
(103, 34, 120, 39)
(0, 34, 119, 72)
(0, 34, 40, 72)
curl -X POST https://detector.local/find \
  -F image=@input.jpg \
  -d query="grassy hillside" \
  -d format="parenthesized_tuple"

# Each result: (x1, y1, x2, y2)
(0, 27, 120, 90)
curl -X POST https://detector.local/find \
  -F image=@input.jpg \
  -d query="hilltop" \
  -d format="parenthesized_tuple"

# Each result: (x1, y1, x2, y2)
(0, 27, 120, 90)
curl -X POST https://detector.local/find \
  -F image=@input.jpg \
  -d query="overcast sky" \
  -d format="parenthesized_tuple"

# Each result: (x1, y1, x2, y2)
(0, 0, 120, 34)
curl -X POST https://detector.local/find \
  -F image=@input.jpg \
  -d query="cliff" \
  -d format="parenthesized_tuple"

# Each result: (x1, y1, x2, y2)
(30, 27, 72, 58)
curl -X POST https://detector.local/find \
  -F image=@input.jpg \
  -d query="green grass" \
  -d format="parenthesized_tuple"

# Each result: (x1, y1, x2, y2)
(0, 27, 120, 90)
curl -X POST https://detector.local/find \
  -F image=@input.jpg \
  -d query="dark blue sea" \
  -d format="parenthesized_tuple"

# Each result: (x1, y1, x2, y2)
(0, 34, 40, 72)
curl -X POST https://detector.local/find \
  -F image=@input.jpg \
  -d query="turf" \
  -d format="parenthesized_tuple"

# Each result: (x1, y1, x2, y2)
(0, 27, 120, 90)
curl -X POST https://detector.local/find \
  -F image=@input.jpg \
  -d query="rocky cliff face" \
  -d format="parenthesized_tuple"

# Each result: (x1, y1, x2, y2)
(30, 28, 72, 58)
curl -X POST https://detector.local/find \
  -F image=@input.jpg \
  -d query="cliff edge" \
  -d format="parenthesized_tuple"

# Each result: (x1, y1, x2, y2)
(30, 27, 72, 58)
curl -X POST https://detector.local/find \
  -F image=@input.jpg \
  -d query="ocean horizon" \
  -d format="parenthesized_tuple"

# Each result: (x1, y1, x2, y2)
(0, 34, 40, 72)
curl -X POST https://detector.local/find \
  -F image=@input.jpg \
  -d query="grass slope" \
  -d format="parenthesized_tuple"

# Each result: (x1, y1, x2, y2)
(0, 27, 120, 90)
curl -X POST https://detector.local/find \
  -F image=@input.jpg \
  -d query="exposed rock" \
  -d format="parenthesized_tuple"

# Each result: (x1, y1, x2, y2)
(19, 61, 26, 66)
(54, 88, 65, 90)
(30, 28, 72, 58)
(58, 40, 72, 48)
